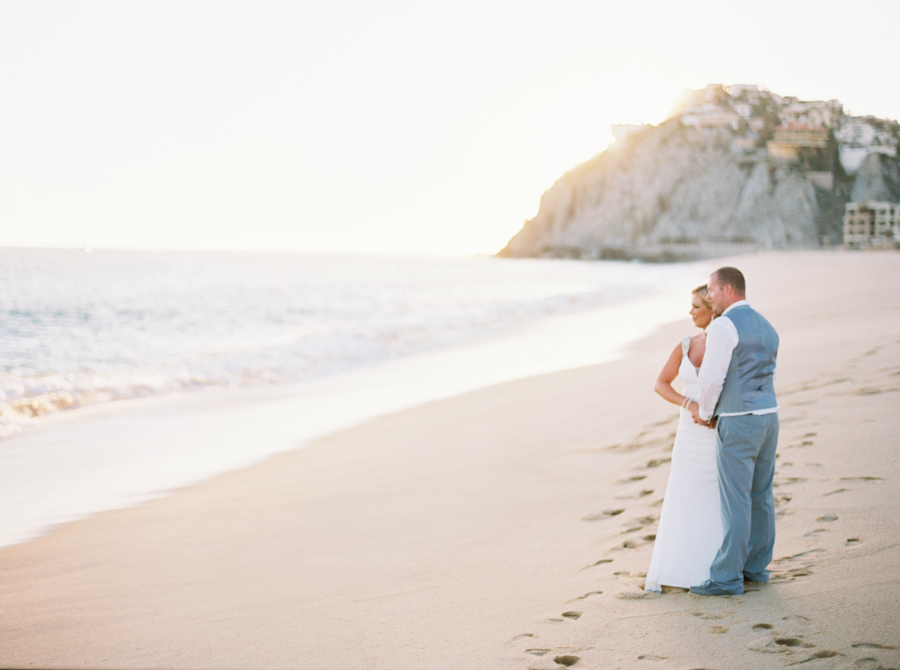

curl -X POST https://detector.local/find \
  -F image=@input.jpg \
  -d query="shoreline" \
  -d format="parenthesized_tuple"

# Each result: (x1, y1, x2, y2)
(1, 249, 705, 441)
(0, 263, 711, 548)
(1, 250, 898, 669)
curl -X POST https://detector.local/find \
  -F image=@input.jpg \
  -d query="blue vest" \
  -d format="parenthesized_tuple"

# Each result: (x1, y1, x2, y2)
(715, 304, 779, 416)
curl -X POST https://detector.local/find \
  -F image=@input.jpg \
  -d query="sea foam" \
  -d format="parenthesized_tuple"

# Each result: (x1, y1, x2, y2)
(0, 249, 706, 437)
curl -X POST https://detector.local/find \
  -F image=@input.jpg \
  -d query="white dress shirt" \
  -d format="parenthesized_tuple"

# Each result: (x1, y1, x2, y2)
(697, 300, 779, 421)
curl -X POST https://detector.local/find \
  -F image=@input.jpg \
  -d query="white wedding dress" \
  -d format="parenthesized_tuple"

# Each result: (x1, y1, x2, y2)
(645, 336, 724, 592)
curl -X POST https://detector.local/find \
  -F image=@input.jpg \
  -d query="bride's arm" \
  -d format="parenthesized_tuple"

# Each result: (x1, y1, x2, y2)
(654, 343, 689, 407)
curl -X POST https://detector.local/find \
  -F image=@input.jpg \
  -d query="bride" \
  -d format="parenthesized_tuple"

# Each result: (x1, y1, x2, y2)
(644, 285, 723, 593)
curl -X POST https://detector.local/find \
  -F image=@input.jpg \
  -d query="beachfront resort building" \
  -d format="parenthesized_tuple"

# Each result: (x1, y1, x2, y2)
(843, 202, 900, 246)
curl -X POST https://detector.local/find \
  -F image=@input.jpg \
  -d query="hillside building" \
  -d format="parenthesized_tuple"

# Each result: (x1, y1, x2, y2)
(733, 102, 753, 119)
(843, 202, 900, 246)
(767, 123, 836, 188)
(766, 123, 831, 157)
(778, 100, 842, 128)
(835, 116, 900, 174)
(680, 104, 741, 130)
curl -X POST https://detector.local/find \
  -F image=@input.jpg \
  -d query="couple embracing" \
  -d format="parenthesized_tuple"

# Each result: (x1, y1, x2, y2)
(645, 267, 779, 596)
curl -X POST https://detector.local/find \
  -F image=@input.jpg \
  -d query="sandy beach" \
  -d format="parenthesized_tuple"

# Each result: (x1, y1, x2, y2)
(1, 250, 898, 669)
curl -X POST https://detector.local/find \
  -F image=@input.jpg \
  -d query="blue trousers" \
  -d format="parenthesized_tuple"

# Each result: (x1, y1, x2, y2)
(708, 413, 779, 592)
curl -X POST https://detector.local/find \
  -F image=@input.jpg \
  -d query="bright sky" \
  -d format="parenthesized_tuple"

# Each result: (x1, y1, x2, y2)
(2, 1, 899, 256)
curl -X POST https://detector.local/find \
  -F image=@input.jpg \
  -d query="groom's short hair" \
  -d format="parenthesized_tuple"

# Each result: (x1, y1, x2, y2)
(713, 267, 746, 296)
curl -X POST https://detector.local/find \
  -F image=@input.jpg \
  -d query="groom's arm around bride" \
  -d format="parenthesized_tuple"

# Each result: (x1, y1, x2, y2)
(687, 267, 780, 597)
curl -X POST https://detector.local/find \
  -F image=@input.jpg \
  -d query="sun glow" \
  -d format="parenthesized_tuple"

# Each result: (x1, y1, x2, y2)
(1, 1, 898, 256)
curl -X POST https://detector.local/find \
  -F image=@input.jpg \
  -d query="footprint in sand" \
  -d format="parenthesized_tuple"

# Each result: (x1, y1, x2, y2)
(568, 591, 603, 602)
(852, 643, 897, 650)
(614, 489, 655, 501)
(804, 528, 827, 538)
(817, 515, 839, 522)
(581, 558, 613, 570)
(799, 650, 841, 662)
(786, 440, 815, 449)
(769, 549, 823, 583)
(774, 637, 814, 649)
(771, 567, 813, 582)
(846, 538, 863, 546)
(824, 488, 848, 496)
(631, 515, 657, 525)
(553, 654, 580, 666)
(841, 476, 884, 482)
(692, 611, 725, 620)
(708, 626, 728, 634)
(616, 587, 660, 600)
(637, 654, 669, 661)
(856, 387, 892, 396)
(561, 611, 582, 620)
(780, 549, 824, 561)
(525, 648, 551, 656)
(622, 516, 657, 534)
(778, 477, 808, 485)
(753, 623, 776, 631)
(581, 508, 624, 521)
(748, 635, 816, 653)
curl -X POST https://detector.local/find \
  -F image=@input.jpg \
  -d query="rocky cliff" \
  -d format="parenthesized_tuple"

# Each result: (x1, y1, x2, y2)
(499, 119, 899, 261)
(851, 153, 900, 202)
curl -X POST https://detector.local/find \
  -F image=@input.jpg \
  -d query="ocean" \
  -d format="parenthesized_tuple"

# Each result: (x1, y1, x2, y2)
(0, 248, 713, 546)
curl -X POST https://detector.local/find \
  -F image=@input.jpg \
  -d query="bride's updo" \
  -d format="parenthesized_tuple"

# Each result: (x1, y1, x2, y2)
(693, 284, 713, 309)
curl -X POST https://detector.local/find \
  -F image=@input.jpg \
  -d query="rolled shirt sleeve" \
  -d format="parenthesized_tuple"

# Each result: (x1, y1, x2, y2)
(697, 315, 739, 421)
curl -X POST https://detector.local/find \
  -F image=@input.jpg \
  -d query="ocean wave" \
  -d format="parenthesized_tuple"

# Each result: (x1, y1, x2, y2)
(0, 249, 687, 437)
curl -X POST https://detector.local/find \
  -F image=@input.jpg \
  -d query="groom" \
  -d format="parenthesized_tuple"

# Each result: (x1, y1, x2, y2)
(687, 267, 779, 596)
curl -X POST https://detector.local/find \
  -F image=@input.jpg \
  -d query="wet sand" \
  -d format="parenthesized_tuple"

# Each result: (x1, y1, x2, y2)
(1, 250, 898, 669)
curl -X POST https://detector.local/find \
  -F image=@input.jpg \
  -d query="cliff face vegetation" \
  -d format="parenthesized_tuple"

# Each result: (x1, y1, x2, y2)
(499, 120, 899, 261)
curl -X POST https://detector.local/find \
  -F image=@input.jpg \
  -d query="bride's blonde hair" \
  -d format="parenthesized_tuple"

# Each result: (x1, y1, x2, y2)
(693, 284, 713, 309)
